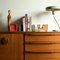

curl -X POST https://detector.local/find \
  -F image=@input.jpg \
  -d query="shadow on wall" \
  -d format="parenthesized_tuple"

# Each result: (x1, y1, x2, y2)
(13, 16, 24, 25)
(32, 11, 50, 18)
(12, 16, 25, 31)
(0, 22, 7, 32)
(0, 13, 8, 32)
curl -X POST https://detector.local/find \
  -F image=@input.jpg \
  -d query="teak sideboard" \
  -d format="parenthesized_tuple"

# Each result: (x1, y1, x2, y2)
(0, 32, 60, 60)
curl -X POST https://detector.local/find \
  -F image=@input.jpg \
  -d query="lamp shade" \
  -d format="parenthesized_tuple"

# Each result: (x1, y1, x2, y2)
(46, 6, 60, 11)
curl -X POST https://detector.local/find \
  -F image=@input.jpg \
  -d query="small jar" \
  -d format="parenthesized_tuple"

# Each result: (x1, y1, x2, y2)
(31, 25, 35, 32)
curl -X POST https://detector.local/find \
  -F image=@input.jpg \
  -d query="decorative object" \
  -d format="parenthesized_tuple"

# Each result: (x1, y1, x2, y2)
(9, 24, 18, 32)
(7, 10, 11, 31)
(37, 24, 48, 32)
(37, 24, 40, 32)
(42, 24, 48, 32)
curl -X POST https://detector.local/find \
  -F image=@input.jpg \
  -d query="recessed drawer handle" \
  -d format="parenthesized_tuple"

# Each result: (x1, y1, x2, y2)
(26, 34, 33, 36)
(0, 37, 8, 45)
(26, 34, 50, 36)
(26, 41, 60, 44)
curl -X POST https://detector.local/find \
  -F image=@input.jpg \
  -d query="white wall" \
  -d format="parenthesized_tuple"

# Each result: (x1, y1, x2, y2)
(0, 0, 60, 31)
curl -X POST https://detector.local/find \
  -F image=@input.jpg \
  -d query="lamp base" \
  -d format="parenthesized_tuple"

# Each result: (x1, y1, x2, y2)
(52, 30, 60, 32)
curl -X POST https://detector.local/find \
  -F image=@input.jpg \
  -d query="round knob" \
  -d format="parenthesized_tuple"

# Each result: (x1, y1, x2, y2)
(0, 37, 8, 45)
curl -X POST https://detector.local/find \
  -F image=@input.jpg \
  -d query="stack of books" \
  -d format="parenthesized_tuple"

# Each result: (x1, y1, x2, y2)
(23, 14, 31, 32)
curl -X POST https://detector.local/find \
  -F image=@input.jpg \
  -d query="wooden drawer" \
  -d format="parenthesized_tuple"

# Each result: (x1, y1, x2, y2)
(25, 44, 60, 52)
(25, 34, 60, 43)
(25, 32, 60, 60)
(25, 53, 60, 60)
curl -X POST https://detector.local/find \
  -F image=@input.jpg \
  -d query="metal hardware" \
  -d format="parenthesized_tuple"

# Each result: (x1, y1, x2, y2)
(0, 37, 8, 45)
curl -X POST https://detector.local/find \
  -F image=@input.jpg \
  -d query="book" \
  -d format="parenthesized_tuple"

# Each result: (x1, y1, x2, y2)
(23, 18, 26, 32)
(27, 17, 31, 31)
(22, 14, 32, 32)
(25, 14, 28, 31)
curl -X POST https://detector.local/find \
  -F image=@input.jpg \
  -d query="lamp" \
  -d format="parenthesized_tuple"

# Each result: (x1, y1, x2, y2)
(46, 6, 60, 30)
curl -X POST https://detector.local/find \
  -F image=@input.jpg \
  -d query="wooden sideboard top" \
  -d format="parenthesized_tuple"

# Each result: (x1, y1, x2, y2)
(0, 32, 60, 35)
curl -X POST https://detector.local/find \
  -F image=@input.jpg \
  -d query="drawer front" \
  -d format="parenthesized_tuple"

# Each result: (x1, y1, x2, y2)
(25, 53, 60, 60)
(25, 33, 60, 60)
(0, 34, 12, 60)
(11, 34, 23, 60)
(0, 33, 23, 60)
(25, 35, 60, 43)
(25, 44, 60, 52)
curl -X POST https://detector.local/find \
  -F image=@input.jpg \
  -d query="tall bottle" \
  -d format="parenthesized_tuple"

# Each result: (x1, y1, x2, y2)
(7, 10, 11, 31)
